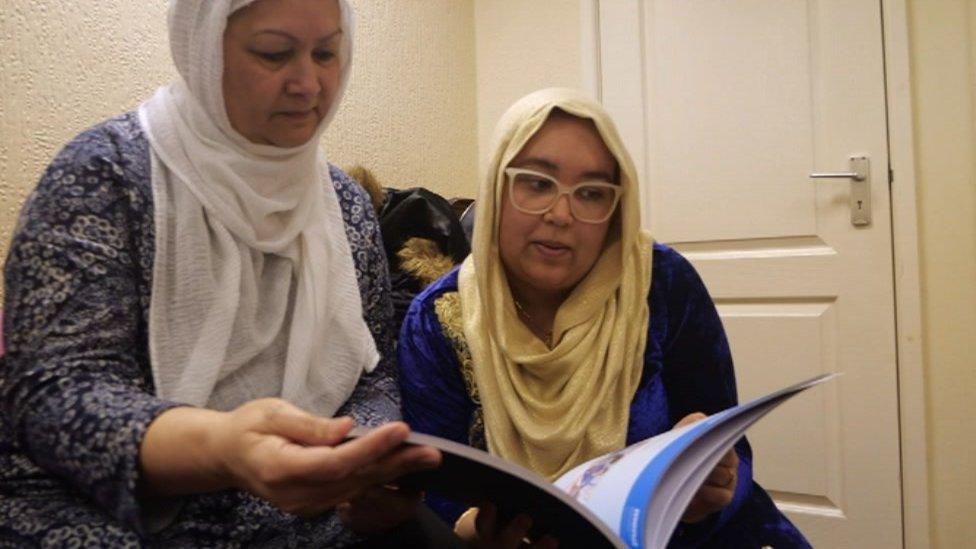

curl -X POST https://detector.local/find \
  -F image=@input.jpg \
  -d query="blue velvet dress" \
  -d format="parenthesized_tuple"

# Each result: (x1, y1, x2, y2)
(0, 113, 400, 547)
(398, 243, 811, 548)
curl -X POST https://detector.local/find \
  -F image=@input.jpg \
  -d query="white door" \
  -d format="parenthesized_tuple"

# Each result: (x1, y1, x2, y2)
(595, 1, 902, 547)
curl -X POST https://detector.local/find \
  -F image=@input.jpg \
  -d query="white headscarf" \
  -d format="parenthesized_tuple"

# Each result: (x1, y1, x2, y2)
(138, 0, 377, 417)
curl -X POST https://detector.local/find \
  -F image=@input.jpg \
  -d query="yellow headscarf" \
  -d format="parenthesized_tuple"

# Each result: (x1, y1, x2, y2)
(458, 88, 654, 479)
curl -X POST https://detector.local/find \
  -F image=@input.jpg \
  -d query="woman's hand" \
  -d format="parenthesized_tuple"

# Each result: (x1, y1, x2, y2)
(140, 399, 441, 518)
(673, 412, 739, 523)
(454, 504, 558, 548)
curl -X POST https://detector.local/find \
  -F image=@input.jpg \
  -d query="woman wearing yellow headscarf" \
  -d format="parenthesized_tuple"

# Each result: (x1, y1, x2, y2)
(398, 88, 810, 548)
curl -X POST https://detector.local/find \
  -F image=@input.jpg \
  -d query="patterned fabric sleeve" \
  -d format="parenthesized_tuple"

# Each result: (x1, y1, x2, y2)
(0, 124, 182, 535)
(329, 166, 401, 427)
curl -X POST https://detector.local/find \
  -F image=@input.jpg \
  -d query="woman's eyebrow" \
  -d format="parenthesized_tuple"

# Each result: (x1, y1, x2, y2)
(317, 29, 343, 44)
(252, 28, 343, 43)
(582, 169, 616, 181)
(513, 157, 559, 172)
(515, 157, 615, 181)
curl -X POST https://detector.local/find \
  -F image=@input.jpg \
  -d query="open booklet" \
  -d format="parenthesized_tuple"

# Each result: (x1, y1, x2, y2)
(350, 373, 836, 549)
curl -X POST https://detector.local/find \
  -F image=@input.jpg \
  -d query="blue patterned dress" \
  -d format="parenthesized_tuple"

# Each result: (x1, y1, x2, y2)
(398, 244, 812, 548)
(0, 113, 399, 547)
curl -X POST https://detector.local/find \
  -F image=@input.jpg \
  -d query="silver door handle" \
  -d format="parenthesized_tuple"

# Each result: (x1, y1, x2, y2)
(809, 171, 865, 182)
(809, 156, 871, 226)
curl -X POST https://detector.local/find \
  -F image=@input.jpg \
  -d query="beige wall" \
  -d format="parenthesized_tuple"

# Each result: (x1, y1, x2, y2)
(473, 0, 583, 176)
(0, 2, 175, 306)
(0, 0, 478, 301)
(332, 0, 476, 198)
(908, 0, 976, 546)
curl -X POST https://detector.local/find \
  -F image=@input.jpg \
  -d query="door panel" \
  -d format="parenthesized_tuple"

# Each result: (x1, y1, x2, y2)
(597, 1, 902, 546)
(646, 1, 816, 242)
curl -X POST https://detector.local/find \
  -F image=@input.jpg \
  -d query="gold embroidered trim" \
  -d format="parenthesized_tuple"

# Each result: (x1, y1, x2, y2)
(433, 291, 485, 446)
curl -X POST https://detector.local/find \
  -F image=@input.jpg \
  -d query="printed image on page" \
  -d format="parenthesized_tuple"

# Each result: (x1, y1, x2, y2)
(553, 425, 697, 535)
(564, 450, 627, 503)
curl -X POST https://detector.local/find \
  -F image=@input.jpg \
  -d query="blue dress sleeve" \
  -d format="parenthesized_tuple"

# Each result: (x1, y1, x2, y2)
(397, 272, 475, 522)
(397, 272, 474, 444)
(650, 245, 754, 547)
(0, 126, 182, 535)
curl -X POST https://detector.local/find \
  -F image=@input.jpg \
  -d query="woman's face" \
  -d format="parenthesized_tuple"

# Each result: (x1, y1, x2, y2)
(498, 113, 619, 300)
(223, 0, 343, 147)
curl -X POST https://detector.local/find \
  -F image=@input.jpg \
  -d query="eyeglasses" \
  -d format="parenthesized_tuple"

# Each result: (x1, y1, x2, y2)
(504, 167, 622, 224)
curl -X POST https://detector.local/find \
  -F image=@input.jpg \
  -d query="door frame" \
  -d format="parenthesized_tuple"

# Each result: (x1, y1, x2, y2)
(578, 1, 930, 546)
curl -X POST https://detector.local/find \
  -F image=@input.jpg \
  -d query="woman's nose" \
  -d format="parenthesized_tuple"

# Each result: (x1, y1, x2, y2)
(543, 194, 574, 226)
(284, 57, 322, 97)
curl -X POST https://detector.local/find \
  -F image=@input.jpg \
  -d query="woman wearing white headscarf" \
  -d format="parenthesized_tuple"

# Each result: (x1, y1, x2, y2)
(399, 89, 811, 548)
(0, 0, 442, 545)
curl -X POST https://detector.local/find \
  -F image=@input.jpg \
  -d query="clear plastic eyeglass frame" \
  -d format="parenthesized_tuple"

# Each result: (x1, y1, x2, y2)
(503, 167, 622, 224)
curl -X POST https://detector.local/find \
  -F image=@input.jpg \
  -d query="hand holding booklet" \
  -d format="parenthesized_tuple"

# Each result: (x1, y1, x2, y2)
(351, 373, 836, 549)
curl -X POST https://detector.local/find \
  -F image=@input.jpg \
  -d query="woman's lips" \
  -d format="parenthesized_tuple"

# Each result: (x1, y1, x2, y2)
(532, 240, 571, 258)
(277, 110, 315, 121)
